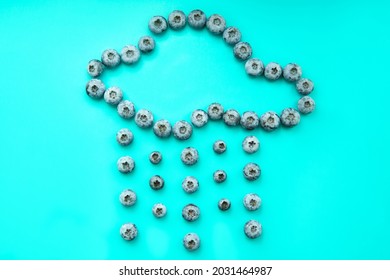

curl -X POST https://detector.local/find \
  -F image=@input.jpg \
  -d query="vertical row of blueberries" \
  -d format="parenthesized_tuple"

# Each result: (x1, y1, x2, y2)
(84, 9, 316, 252)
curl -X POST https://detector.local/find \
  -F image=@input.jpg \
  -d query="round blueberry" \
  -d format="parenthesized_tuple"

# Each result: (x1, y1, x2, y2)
(149, 151, 162, 165)
(223, 109, 241, 126)
(152, 203, 167, 218)
(218, 198, 231, 211)
(153, 119, 172, 138)
(183, 233, 200, 251)
(101, 49, 120, 68)
(173, 120, 193, 140)
(187, 9, 206, 29)
(213, 170, 227, 183)
(206, 14, 226, 34)
(116, 128, 133, 146)
(233, 42, 252, 61)
(182, 176, 199, 193)
(86, 79, 105, 99)
(119, 189, 136, 206)
(264, 62, 283, 80)
(87, 59, 103, 77)
(243, 163, 261, 181)
(181, 147, 199, 166)
(240, 111, 259, 130)
(298, 96, 315, 114)
(120, 223, 138, 241)
(242, 136, 260, 154)
(168, 10, 186, 30)
(260, 111, 280, 131)
(208, 103, 224, 120)
(149, 175, 164, 190)
(104, 86, 123, 105)
(280, 108, 300, 127)
(223, 27, 241, 45)
(135, 109, 154, 128)
(148, 15, 168, 34)
(244, 220, 262, 239)
(296, 78, 314, 95)
(245, 58, 264, 76)
(138, 36, 155, 53)
(283, 63, 302, 82)
(213, 140, 227, 154)
(117, 100, 135, 119)
(121, 45, 140, 65)
(117, 156, 135, 174)
(191, 109, 209, 128)
(182, 204, 200, 222)
(243, 193, 261, 211)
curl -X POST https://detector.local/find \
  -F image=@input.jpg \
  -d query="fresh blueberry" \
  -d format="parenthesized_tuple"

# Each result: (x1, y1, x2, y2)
(149, 151, 162, 165)
(116, 128, 133, 146)
(138, 36, 155, 53)
(121, 45, 141, 64)
(264, 62, 282, 80)
(173, 120, 193, 140)
(243, 163, 261, 181)
(244, 220, 262, 239)
(149, 175, 164, 190)
(153, 119, 172, 138)
(242, 136, 260, 154)
(298, 96, 315, 114)
(218, 198, 231, 211)
(182, 204, 200, 222)
(86, 79, 105, 99)
(101, 49, 120, 68)
(148, 15, 168, 34)
(208, 103, 224, 120)
(183, 233, 200, 251)
(168, 10, 186, 30)
(120, 223, 138, 241)
(240, 111, 259, 130)
(223, 109, 240, 126)
(191, 109, 209, 128)
(206, 14, 226, 34)
(104, 86, 123, 105)
(119, 189, 137, 206)
(260, 111, 280, 131)
(117, 100, 135, 119)
(117, 156, 135, 173)
(135, 109, 154, 128)
(243, 193, 261, 211)
(182, 176, 199, 193)
(187, 9, 206, 29)
(213, 170, 227, 183)
(87, 59, 104, 77)
(213, 140, 227, 154)
(233, 42, 252, 61)
(223, 27, 241, 45)
(296, 78, 314, 95)
(152, 203, 167, 218)
(181, 147, 199, 165)
(283, 63, 302, 82)
(245, 58, 264, 76)
(280, 108, 300, 127)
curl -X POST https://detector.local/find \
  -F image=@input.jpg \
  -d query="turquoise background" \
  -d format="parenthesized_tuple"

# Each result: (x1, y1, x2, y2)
(0, 0, 389, 260)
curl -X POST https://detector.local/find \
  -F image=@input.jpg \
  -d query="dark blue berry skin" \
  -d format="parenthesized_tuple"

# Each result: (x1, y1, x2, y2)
(149, 16, 168, 34)
(87, 59, 104, 77)
(233, 42, 252, 61)
(188, 9, 206, 29)
(298, 96, 315, 114)
(101, 49, 121, 68)
(138, 36, 155, 53)
(223, 109, 241, 126)
(264, 62, 283, 80)
(168, 10, 186, 30)
(206, 14, 226, 34)
(86, 79, 105, 99)
(208, 103, 224, 120)
(153, 120, 171, 138)
(223, 27, 241, 45)
(173, 120, 193, 140)
(240, 111, 259, 130)
(283, 63, 302, 82)
(280, 108, 300, 127)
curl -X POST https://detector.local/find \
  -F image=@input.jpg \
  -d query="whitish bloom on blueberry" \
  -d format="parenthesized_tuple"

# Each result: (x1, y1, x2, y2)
(120, 223, 138, 241)
(223, 27, 241, 45)
(121, 45, 140, 64)
(149, 175, 164, 190)
(183, 233, 200, 251)
(208, 103, 224, 120)
(87, 59, 103, 77)
(243, 163, 261, 181)
(191, 109, 208, 128)
(182, 204, 200, 222)
(280, 108, 300, 127)
(182, 176, 199, 193)
(117, 100, 135, 119)
(298, 96, 315, 114)
(104, 86, 123, 105)
(213, 170, 227, 183)
(223, 109, 240, 126)
(244, 220, 262, 239)
(135, 109, 154, 128)
(181, 147, 199, 165)
(218, 198, 231, 211)
(243, 193, 261, 211)
(260, 111, 280, 131)
(264, 62, 282, 80)
(168, 10, 186, 30)
(86, 79, 105, 99)
(213, 140, 227, 154)
(149, 151, 162, 164)
(296, 78, 314, 95)
(153, 120, 171, 138)
(188, 9, 206, 29)
(233, 42, 252, 61)
(240, 111, 259, 130)
(283, 63, 302, 82)
(101, 49, 120, 68)
(245, 58, 264, 76)
(119, 189, 137, 206)
(173, 120, 193, 140)
(149, 15, 168, 34)
(117, 156, 135, 174)
(242, 136, 260, 154)
(116, 128, 133, 146)
(138, 36, 155, 53)
(206, 14, 226, 34)
(152, 203, 167, 218)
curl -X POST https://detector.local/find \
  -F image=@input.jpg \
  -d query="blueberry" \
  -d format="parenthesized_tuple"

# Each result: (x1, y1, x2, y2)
(101, 49, 120, 68)
(223, 109, 241, 126)
(86, 79, 105, 99)
(264, 62, 282, 80)
(283, 63, 302, 82)
(87, 59, 103, 77)
(117, 100, 135, 119)
(173, 120, 193, 140)
(188, 9, 206, 29)
(168, 10, 186, 30)
(149, 151, 162, 165)
(120, 223, 138, 241)
(148, 15, 168, 34)
(213, 140, 227, 154)
(152, 203, 167, 218)
(245, 58, 264, 76)
(243, 163, 261, 181)
(183, 233, 200, 251)
(181, 147, 199, 165)
(182, 176, 199, 193)
(280, 108, 300, 127)
(116, 128, 134, 146)
(208, 103, 224, 120)
(218, 198, 231, 211)
(296, 78, 314, 95)
(233, 42, 252, 61)
(138, 36, 155, 53)
(242, 136, 260, 154)
(135, 109, 154, 128)
(244, 220, 262, 239)
(243, 193, 261, 211)
(182, 204, 200, 222)
(153, 119, 172, 138)
(117, 156, 135, 173)
(260, 111, 280, 131)
(149, 175, 164, 190)
(223, 27, 241, 45)
(119, 189, 137, 206)
(206, 14, 226, 34)
(191, 109, 209, 128)
(104, 86, 123, 105)
(121, 45, 141, 64)
(298, 96, 315, 114)
(213, 170, 227, 183)
(240, 111, 259, 130)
